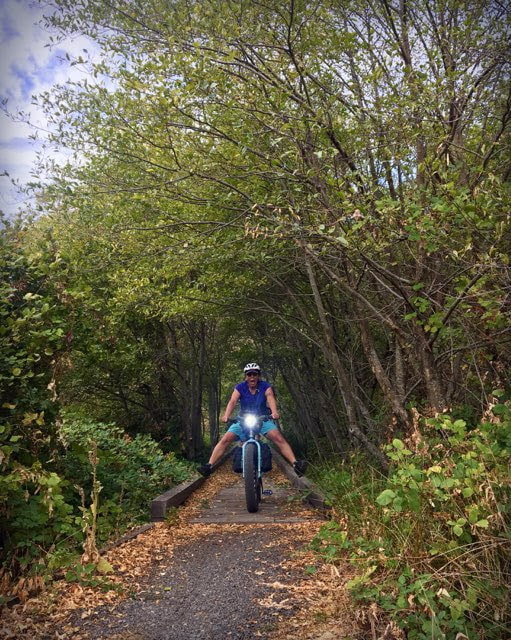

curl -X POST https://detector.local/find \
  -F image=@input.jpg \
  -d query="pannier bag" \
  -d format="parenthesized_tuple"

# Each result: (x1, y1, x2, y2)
(232, 446, 242, 472)
(232, 443, 272, 473)
(260, 442, 272, 472)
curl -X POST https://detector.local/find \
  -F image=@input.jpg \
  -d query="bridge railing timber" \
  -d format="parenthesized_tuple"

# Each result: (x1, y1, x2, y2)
(150, 449, 233, 522)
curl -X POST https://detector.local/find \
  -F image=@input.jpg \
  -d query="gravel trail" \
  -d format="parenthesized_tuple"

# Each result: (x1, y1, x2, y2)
(75, 524, 309, 640)
(66, 465, 323, 640)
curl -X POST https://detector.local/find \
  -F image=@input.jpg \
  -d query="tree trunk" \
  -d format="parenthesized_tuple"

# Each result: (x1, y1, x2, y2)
(208, 377, 220, 447)
(302, 247, 389, 469)
(413, 327, 447, 412)
(355, 307, 410, 429)
(395, 337, 405, 404)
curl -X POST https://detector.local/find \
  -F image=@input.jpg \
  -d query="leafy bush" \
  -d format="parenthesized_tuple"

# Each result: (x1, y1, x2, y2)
(312, 407, 510, 639)
(2, 415, 193, 584)
(58, 416, 193, 540)
(0, 222, 193, 585)
(1, 465, 80, 580)
(0, 220, 73, 578)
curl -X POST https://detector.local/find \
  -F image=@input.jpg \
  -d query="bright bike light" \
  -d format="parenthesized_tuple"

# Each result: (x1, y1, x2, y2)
(244, 414, 257, 428)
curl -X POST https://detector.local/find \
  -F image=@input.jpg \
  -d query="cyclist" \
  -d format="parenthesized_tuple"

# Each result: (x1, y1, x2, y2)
(198, 363, 307, 477)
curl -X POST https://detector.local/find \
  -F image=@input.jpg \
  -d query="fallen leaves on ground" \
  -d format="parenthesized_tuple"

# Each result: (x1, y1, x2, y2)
(0, 466, 234, 639)
(264, 541, 405, 640)
(0, 462, 396, 640)
(260, 533, 359, 640)
(0, 463, 326, 639)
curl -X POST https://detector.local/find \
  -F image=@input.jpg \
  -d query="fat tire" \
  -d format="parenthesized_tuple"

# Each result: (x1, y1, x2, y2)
(243, 442, 260, 513)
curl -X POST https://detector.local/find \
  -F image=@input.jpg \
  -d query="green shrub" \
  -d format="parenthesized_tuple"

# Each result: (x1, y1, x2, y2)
(58, 415, 193, 540)
(1, 464, 80, 578)
(312, 408, 510, 640)
(1, 415, 193, 579)
(0, 221, 75, 577)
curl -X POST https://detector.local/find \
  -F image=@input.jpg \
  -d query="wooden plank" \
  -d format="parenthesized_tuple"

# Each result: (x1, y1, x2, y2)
(100, 523, 155, 553)
(151, 476, 205, 521)
(271, 448, 330, 512)
(150, 449, 233, 521)
(193, 516, 311, 524)
(190, 476, 321, 525)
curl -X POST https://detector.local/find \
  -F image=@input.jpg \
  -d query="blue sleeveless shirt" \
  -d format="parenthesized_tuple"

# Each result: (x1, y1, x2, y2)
(235, 380, 271, 416)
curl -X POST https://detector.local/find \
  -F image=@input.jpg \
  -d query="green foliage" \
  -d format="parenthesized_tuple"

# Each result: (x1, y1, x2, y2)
(309, 520, 352, 562)
(58, 415, 193, 536)
(0, 222, 66, 428)
(4, 0, 510, 607)
(0, 219, 73, 574)
(2, 464, 79, 575)
(0, 222, 193, 577)
(33, 0, 510, 462)
(312, 411, 510, 639)
(64, 561, 120, 592)
(2, 415, 193, 579)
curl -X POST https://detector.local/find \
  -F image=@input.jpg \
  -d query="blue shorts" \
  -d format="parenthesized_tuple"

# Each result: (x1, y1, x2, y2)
(227, 418, 278, 442)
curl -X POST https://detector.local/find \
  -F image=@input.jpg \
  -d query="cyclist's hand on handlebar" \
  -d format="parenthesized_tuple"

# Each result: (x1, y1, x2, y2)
(221, 415, 229, 423)
(271, 411, 280, 420)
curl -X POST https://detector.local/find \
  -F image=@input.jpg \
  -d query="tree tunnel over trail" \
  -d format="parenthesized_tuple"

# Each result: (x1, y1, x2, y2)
(26, 0, 509, 467)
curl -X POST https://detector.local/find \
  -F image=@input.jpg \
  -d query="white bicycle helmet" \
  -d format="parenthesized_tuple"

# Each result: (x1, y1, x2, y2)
(243, 362, 261, 373)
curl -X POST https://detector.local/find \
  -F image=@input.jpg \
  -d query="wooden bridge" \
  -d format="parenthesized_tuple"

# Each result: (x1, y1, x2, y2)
(150, 448, 328, 524)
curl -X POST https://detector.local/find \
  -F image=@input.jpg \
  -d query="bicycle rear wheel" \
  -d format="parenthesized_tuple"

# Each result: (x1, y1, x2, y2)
(243, 442, 260, 513)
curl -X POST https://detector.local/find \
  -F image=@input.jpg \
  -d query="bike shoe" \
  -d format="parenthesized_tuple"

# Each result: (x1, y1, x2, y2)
(293, 460, 308, 477)
(197, 463, 212, 477)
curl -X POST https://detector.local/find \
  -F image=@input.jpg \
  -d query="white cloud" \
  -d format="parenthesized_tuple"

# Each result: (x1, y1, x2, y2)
(0, 0, 98, 217)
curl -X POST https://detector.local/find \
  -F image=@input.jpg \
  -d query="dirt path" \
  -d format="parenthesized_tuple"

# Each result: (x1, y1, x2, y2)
(3, 463, 361, 640)
(73, 524, 315, 640)
(69, 466, 324, 639)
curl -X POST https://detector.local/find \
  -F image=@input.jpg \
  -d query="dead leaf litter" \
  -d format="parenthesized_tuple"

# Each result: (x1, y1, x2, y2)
(0, 462, 371, 640)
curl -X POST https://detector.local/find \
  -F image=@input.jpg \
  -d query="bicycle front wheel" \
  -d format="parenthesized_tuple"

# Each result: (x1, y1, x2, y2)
(243, 442, 260, 513)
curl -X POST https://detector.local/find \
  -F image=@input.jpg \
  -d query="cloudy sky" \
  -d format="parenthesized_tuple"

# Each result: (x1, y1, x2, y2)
(0, 0, 93, 218)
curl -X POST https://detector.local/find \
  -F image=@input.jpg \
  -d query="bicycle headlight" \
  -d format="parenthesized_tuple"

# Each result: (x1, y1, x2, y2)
(243, 414, 258, 428)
